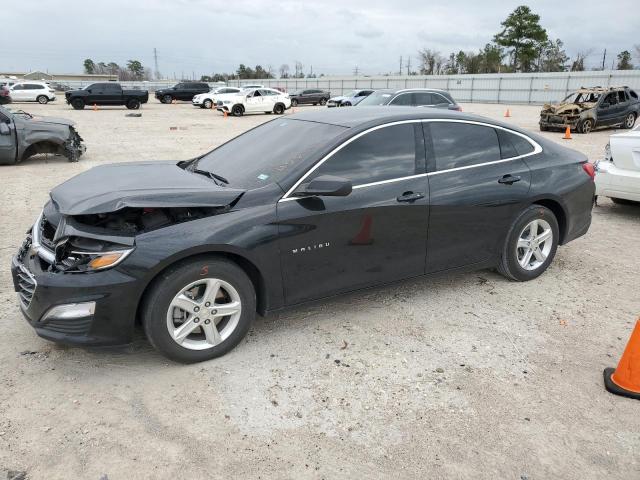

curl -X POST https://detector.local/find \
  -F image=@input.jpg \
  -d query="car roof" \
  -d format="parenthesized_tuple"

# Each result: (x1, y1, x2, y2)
(288, 106, 530, 133)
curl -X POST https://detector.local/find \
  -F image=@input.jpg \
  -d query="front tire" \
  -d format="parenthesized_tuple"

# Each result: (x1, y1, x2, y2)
(37, 95, 49, 104)
(143, 257, 256, 363)
(71, 98, 85, 110)
(497, 205, 559, 282)
(203, 99, 213, 109)
(163, 94, 173, 104)
(231, 104, 244, 116)
(578, 118, 594, 134)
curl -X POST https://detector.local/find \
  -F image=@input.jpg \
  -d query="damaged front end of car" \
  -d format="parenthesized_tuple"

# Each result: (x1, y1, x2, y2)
(539, 102, 595, 131)
(17, 113, 86, 163)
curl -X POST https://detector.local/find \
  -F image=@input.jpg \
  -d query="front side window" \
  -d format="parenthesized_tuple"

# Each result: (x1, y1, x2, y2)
(311, 123, 417, 186)
(12, 84, 24, 90)
(195, 119, 346, 189)
(430, 122, 501, 171)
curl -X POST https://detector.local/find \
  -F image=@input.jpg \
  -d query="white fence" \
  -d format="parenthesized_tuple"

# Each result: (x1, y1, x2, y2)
(53, 70, 640, 105)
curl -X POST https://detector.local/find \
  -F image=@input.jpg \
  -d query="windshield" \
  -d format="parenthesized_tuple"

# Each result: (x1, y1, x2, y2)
(194, 119, 347, 189)
(357, 90, 393, 106)
(562, 92, 601, 104)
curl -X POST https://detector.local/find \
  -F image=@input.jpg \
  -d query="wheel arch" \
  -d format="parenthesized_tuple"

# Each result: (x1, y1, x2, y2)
(135, 249, 269, 325)
(530, 198, 567, 244)
(21, 140, 64, 161)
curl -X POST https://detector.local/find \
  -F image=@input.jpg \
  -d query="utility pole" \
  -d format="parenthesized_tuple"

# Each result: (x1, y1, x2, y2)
(310, 65, 313, 77)
(399, 56, 403, 76)
(353, 65, 359, 76)
(602, 49, 606, 71)
(406, 56, 411, 75)
(153, 47, 160, 80)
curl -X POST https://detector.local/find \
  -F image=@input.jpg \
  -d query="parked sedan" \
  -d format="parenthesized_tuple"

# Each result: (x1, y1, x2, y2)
(11, 108, 594, 363)
(595, 125, 640, 204)
(327, 89, 374, 107)
(289, 89, 330, 107)
(8, 81, 56, 104)
(358, 88, 461, 110)
(192, 87, 242, 109)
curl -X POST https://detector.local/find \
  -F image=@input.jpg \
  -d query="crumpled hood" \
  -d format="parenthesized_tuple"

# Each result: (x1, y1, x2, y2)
(542, 102, 596, 115)
(50, 161, 245, 215)
(329, 95, 348, 102)
(29, 115, 75, 127)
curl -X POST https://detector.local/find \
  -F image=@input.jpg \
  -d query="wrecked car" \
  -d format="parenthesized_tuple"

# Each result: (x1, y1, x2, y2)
(11, 108, 595, 363)
(540, 86, 639, 134)
(0, 106, 85, 164)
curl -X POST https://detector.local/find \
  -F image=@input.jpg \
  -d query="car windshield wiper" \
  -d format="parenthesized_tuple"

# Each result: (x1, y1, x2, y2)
(192, 168, 229, 186)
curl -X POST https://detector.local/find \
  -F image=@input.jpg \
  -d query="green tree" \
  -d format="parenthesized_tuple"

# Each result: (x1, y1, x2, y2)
(106, 62, 120, 76)
(126, 60, 144, 79)
(493, 6, 548, 72)
(83, 59, 96, 74)
(537, 39, 569, 72)
(617, 50, 633, 70)
(480, 43, 504, 73)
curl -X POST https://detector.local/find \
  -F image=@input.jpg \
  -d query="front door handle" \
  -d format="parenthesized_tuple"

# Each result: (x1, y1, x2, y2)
(397, 191, 425, 203)
(498, 174, 522, 185)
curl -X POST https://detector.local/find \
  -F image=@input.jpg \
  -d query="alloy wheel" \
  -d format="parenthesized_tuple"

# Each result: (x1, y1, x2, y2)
(625, 113, 635, 128)
(581, 119, 593, 134)
(166, 278, 242, 351)
(516, 219, 553, 271)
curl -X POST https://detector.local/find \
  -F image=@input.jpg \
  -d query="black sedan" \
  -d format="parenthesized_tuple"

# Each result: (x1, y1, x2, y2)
(11, 108, 595, 363)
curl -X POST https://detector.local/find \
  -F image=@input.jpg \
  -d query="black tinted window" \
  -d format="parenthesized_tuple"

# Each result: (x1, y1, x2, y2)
(196, 119, 346, 189)
(313, 123, 417, 186)
(630, 90, 638, 99)
(509, 132, 535, 156)
(25, 84, 42, 90)
(430, 122, 500, 170)
(389, 93, 413, 106)
(105, 84, 120, 92)
(412, 92, 435, 105)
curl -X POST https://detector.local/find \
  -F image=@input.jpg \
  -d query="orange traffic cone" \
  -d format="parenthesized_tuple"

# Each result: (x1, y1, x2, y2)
(93, 103, 98, 111)
(223, 110, 228, 118)
(604, 319, 640, 400)
(504, 108, 511, 118)
(563, 126, 572, 140)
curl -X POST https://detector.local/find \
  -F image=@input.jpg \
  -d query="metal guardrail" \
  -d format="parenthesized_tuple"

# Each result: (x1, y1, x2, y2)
(45, 70, 640, 105)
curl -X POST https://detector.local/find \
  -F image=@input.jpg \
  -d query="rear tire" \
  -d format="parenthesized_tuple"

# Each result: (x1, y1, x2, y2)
(37, 95, 49, 104)
(320, 98, 327, 106)
(291, 99, 298, 107)
(497, 205, 559, 282)
(126, 99, 141, 110)
(71, 98, 85, 110)
(142, 257, 256, 363)
(273, 103, 285, 115)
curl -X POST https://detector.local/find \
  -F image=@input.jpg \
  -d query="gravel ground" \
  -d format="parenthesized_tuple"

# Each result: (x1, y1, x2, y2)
(0, 100, 638, 480)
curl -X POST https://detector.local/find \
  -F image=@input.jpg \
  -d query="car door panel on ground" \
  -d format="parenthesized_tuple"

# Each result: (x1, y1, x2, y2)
(277, 122, 429, 305)
(424, 121, 533, 272)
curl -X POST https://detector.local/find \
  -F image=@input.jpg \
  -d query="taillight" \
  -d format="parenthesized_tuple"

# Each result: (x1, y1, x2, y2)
(582, 162, 595, 180)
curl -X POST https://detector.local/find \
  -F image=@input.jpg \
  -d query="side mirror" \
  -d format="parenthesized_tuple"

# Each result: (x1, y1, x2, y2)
(294, 175, 352, 197)
(0, 122, 11, 135)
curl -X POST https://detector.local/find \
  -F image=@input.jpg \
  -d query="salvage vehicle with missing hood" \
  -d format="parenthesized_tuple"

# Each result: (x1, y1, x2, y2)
(0, 106, 85, 164)
(539, 86, 639, 134)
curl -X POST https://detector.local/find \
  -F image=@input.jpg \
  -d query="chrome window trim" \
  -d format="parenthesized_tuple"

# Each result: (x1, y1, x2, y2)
(279, 119, 541, 202)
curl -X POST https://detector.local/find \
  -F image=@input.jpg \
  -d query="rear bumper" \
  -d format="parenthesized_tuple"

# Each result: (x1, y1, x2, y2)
(595, 161, 640, 201)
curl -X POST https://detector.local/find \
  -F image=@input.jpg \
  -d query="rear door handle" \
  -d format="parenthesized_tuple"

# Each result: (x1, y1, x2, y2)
(397, 192, 425, 202)
(498, 175, 521, 185)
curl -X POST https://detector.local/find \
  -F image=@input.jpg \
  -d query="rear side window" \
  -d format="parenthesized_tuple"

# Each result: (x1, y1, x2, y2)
(630, 90, 638, 99)
(497, 129, 535, 158)
(389, 93, 413, 106)
(430, 122, 500, 171)
(313, 123, 417, 186)
(25, 84, 43, 90)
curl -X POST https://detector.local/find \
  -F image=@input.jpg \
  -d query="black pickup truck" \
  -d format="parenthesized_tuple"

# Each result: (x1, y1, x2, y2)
(65, 83, 149, 110)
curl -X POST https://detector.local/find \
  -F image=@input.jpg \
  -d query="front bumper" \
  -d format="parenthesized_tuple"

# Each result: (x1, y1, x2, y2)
(11, 231, 140, 346)
(539, 115, 580, 130)
(595, 161, 640, 201)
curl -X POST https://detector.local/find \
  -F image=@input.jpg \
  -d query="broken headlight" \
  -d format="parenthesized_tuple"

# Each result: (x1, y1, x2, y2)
(55, 237, 134, 272)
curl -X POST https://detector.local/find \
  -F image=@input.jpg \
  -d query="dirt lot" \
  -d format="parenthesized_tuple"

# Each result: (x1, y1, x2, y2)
(0, 100, 638, 480)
